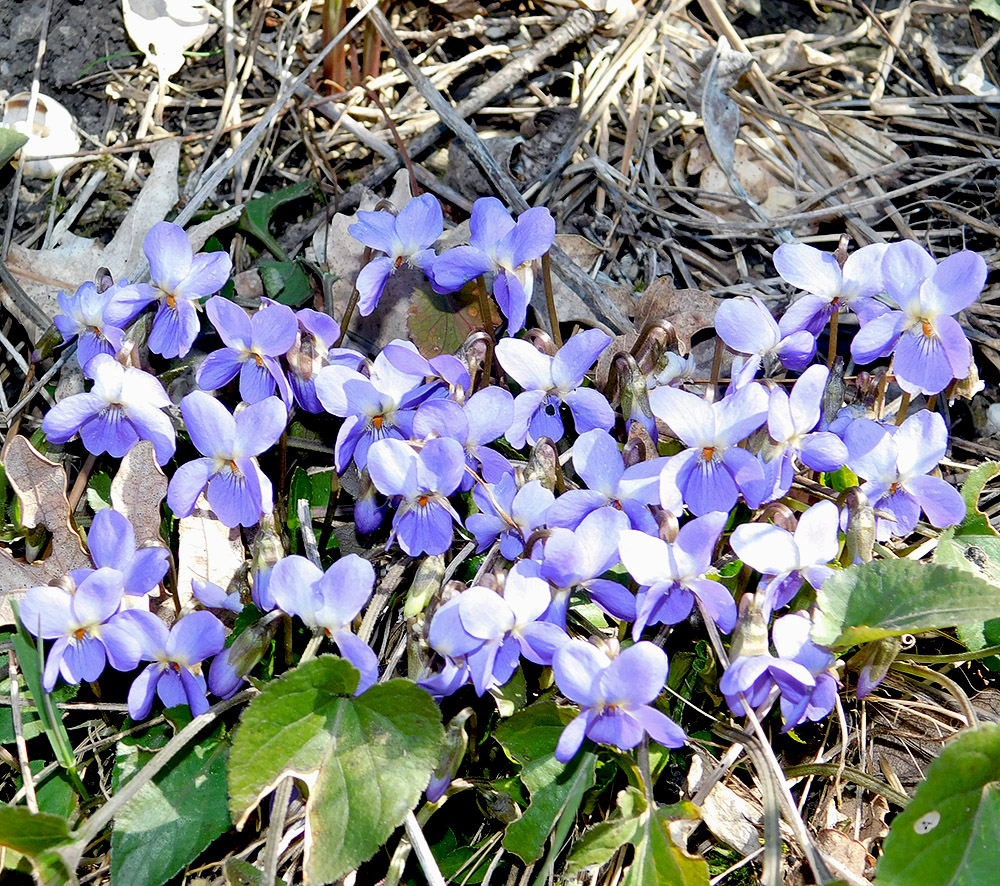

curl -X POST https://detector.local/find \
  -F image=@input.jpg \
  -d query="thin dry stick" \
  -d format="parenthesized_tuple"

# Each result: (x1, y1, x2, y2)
(540, 252, 562, 348)
(9, 651, 38, 813)
(475, 277, 496, 384)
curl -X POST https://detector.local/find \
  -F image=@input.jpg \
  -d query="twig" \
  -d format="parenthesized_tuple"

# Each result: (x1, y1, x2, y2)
(8, 650, 38, 813)
(540, 252, 562, 348)
(262, 776, 294, 886)
(404, 810, 447, 886)
(297, 498, 321, 568)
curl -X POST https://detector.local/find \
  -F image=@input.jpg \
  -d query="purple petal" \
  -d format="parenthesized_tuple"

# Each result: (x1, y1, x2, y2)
(316, 554, 375, 626)
(850, 311, 905, 364)
(893, 329, 955, 396)
(166, 458, 214, 518)
(206, 462, 265, 527)
(905, 474, 965, 529)
(936, 314, 973, 379)
(923, 250, 986, 315)
(552, 640, 606, 707)
(551, 329, 611, 390)
(128, 664, 161, 719)
(787, 364, 828, 433)
(42, 393, 103, 443)
(145, 222, 192, 292)
(507, 207, 555, 265)
(469, 197, 516, 252)
(356, 257, 393, 316)
(773, 243, 842, 299)
(180, 668, 211, 716)
(167, 610, 226, 665)
(732, 522, 798, 575)
(88, 509, 134, 570)
(895, 410, 947, 477)
(684, 457, 738, 516)
(465, 387, 514, 445)
(573, 429, 624, 496)
(180, 391, 236, 458)
(62, 638, 106, 683)
(799, 432, 848, 472)
(563, 387, 614, 436)
(205, 296, 252, 350)
(689, 578, 737, 632)
(882, 240, 937, 308)
(586, 579, 636, 621)
(350, 211, 398, 255)
(368, 438, 418, 497)
(526, 394, 566, 444)
(124, 403, 176, 466)
(601, 641, 667, 706)
(148, 300, 200, 359)
(429, 597, 483, 658)
(795, 500, 841, 564)
(238, 360, 278, 403)
(776, 330, 817, 370)
(648, 386, 713, 447)
(495, 338, 553, 391)
(80, 408, 140, 458)
(630, 704, 686, 748)
(270, 555, 323, 621)
(493, 270, 530, 334)
(546, 489, 607, 529)
(430, 246, 494, 292)
(233, 397, 287, 456)
(19, 586, 73, 639)
(458, 586, 515, 640)
(418, 437, 466, 496)
(178, 251, 232, 301)
(101, 617, 144, 671)
(333, 630, 379, 694)
(715, 297, 776, 354)
(72, 568, 125, 625)
(394, 501, 455, 556)
(197, 349, 243, 391)
(619, 529, 671, 586)
(396, 194, 443, 253)
(716, 383, 769, 448)
(554, 710, 592, 762)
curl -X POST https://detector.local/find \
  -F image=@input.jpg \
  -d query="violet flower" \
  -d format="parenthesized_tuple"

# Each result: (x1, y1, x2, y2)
(285, 309, 364, 413)
(618, 511, 736, 637)
(381, 342, 472, 395)
(18, 568, 143, 692)
(547, 428, 664, 533)
(119, 609, 226, 719)
(367, 437, 465, 556)
(714, 295, 816, 385)
(53, 278, 146, 370)
(136, 221, 233, 358)
(314, 340, 430, 472)
(349, 194, 442, 316)
(844, 409, 965, 541)
(269, 554, 378, 693)
(72, 508, 168, 597)
(754, 364, 848, 503)
(650, 383, 768, 516)
(428, 560, 568, 696)
(720, 612, 838, 732)
(496, 329, 614, 448)
(774, 242, 889, 335)
(431, 197, 556, 333)
(536, 507, 636, 626)
(42, 354, 176, 466)
(466, 475, 554, 559)
(552, 639, 685, 762)
(413, 388, 514, 490)
(851, 240, 986, 395)
(730, 499, 840, 619)
(197, 296, 297, 405)
(167, 392, 287, 528)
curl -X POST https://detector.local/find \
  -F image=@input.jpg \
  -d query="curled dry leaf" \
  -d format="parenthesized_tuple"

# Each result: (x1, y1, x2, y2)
(0, 436, 90, 624)
(176, 493, 245, 611)
(109, 441, 168, 550)
(122, 0, 216, 80)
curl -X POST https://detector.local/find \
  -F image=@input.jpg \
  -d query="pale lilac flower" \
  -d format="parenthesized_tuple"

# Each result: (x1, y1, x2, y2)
(197, 297, 297, 405)
(137, 221, 233, 358)
(315, 340, 430, 472)
(381, 343, 472, 395)
(754, 365, 848, 503)
(120, 609, 226, 719)
(496, 329, 614, 448)
(851, 240, 986, 395)
(650, 383, 768, 516)
(71, 508, 168, 597)
(349, 194, 442, 315)
(775, 242, 889, 335)
(467, 475, 554, 559)
(844, 409, 965, 541)
(730, 500, 840, 619)
(618, 511, 735, 637)
(720, 612, 838, 732)
(428, 561, 568, 695)
(269, 554, 378, 693)
(367, 437, 465, 556)
(53, 278, 146, 370)
(431, 197, 556, 333)
(193, 580, 242, 613)
(413, 388, 514, 490)
(285, 309, 364, 413)
(547, 429, 665, 533)
(167, 392, 287, 528)
(42, 354, 176, 466)
(552, 639, 685, 761)
(714, 295, 816, 384)
(18, 568, 143, 692)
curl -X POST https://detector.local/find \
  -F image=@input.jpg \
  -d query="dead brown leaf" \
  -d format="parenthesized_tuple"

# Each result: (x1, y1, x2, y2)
(110, 441, 168, 549)
(176, 493, 245, 610)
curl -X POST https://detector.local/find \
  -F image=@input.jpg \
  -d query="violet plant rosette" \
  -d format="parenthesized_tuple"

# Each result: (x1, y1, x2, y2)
(495, 328, 614, 448)
(42, 354, 176, 466)
(850, 239, 986, 395)
(196, 296, 298, 405)
(551, 639, 686, 762)
(431, 197, 556, 334)
(167, 392, 287, 528)
(348, 193, 443, 316)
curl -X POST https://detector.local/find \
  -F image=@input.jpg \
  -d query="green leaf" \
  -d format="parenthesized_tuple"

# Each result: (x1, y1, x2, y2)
(0, 128, 29, 168)
(565, 815, 644, 874)
(935, 531, 1000, 664)
(110, 726, 231, 886)
(624, 806, 708, 886)
(496, 702, 597, 864)
(228, 656, 444, 885)
(957, 462, 1000, 537)
(238, 181, 314, 262)
(407, 281, 499, 358)
(812, 559, 1000, 648)
(0, 806, 71, 858)
(972, 0, 1000, 22)
(223, 858, 289, 886)
(876, 723, 1000, 885)
(259, 260, 314, 307)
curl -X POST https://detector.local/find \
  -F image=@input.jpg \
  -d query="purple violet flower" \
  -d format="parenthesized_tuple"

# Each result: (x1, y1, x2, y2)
(720, 612, 839, 732)
(496, 329, 614, 448)
(53, 278, 146, 370)
(285, 309, 364, 413)
(119, 609, 226, 719)
(618, 511, 736, 637)
(552, 639, 685, 762)
(193, 580, 243, 613)
(730, 500, 840, 619)
(466, 475, 554, 559)
(714, 295, 816, 384)
(428, 560, 568, 696)
(547, 429, 664, 533)
(349, 194, 443, 316)
(42, 354, 176, 466)
(196, 296, 297, 405)
(774, 242, 889, 335)
(754, 365, 848, 503)
(18, 568, 143, 692)
(71, 508, 168, 597)
(269, 554, 378, 693)
(167, 392, 287, 528)
(367, 437, 465, 556)
(431, 197, 556, 333)
(314, 340, 430, 472)
(650, 383, 768, 516)
(137, 221, 233, 359)
(844, 409, 965, 541)
(851, 240, 986, 395)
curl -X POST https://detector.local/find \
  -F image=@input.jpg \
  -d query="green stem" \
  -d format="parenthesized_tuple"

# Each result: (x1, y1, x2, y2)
(781, 763, 910, 808)
(890, 661, 978, 727)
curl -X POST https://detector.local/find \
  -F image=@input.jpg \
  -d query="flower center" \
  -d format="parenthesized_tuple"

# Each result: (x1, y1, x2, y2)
(921, 318, 934, 337)
(167, 292, 177, 309)
(418, 494, 430, 507)
(74, 627, 87, 641)
(373, 414, 384, 429)
(702, 446, 715, 462)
